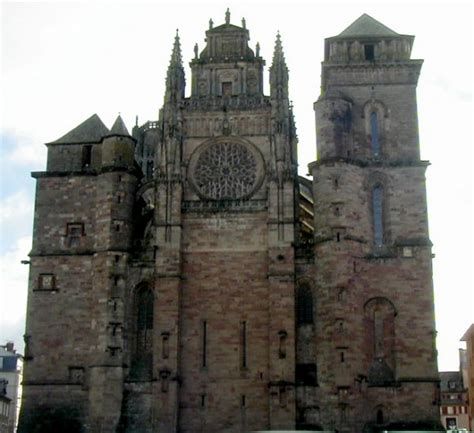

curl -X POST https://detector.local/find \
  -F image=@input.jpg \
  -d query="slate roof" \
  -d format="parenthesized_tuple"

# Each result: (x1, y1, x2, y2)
(108, 114, 130, 137)
(48, 114, 109, 144)
(335, 14, 400, 39)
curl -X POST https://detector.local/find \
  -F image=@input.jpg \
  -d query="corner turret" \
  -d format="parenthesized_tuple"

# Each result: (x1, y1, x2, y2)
(101, 115, 136, 169)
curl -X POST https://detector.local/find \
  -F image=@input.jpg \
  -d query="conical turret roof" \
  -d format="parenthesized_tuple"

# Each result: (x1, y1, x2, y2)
(108, 114, 130, 137)
(48, 114, 109, 144)
(335, 14, 400, 38)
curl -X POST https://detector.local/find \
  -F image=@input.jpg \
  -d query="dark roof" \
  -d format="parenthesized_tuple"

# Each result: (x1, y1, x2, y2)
(439, 371, 463, 392)
(48, 114, 109, 145)
(335, 14, 400, 39)
(108, 114, 130, 137)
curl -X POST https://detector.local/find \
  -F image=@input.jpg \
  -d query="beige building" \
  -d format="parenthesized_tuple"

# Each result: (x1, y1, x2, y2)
(439, 371, 470, 430)
(19, 12, 442, 433)
(461, 324, 474, 429)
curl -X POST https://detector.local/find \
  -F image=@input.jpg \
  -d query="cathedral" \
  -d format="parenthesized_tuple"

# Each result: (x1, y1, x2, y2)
(18, 11, 442, 433)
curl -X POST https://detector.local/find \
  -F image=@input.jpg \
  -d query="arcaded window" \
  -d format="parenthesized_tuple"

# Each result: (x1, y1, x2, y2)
(297, 285, 313, 325)
(372, 185, 384, 246)
(131, 286, 154, 379)
(370, 112, 380, 156)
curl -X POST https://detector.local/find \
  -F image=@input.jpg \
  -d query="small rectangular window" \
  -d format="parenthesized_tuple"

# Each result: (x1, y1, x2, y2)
(296, 363, 317, 386)
(66, 223, 84, 247)
(364, 44, 375, 60)
(222, 82, 232, 96)
(38, 273, 55, 290)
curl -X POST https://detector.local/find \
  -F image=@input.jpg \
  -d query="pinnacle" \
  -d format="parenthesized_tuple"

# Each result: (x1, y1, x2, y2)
(169, 29, 183, 66)
(272, 31, 286, 66)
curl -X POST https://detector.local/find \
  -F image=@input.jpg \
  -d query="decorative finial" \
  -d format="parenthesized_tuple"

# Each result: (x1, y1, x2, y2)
(209, 18, 213, 29)
(175, 28, 179, 38)
(277, 30, 281, 40)
(242, 17, 246, 29)
(194, 43, 199, 59)
(256, 42, 260, 57)
(135, 115, 138, 127)
(225, 8, 230, 24)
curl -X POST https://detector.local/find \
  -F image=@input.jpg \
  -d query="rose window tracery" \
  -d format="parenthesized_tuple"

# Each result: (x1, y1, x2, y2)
(192, 141, 260, 200)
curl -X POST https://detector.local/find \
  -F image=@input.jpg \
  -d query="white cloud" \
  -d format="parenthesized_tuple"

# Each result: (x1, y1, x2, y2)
(1, 130, 47, 168)
(0, 190, 34, 248)
(0, 235, 31, 352)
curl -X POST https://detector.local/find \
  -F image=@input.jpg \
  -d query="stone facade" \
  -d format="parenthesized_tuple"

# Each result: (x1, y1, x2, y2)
(18, 12, 441, 433)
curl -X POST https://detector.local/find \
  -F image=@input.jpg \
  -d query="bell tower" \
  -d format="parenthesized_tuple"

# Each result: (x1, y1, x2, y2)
(309, 14, 440, 432)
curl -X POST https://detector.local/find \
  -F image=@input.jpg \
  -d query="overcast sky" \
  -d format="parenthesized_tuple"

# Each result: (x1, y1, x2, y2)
(1, 0, 472, 371)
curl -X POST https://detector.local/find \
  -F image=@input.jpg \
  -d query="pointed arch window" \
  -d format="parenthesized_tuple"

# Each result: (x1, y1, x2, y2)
(131, 286, 154, 379)
(370, 112, 380, 156)
(364, 298, 396, 386)
(372, 185, 384, 246)
(376, 408, 384, 424)
(297, 285, 314, 325)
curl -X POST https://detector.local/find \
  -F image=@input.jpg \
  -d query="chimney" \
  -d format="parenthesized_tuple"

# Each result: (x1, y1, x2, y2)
(5, 341, 14, 353)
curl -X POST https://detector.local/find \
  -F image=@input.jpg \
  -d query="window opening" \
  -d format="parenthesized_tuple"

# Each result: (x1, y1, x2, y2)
(372, 185, 384, 246)
(131, 287, 154, 379)
(82, 145, 92, 168)
(202, 321, 208, 367)
(370, 112, 380, 156)
(222, 82, 232, 96)
(66, 223, 83, 247)
(376, 409, 384, 424)
(365, 44, 375, 60)
(295, 363, 317, 386)
(240, 321, 247, 368)
(297, 285, 314, 325)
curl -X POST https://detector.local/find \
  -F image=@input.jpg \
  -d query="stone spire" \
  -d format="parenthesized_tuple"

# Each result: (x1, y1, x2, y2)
(270, 32, 289, 100)
(165, 29, 185, 104)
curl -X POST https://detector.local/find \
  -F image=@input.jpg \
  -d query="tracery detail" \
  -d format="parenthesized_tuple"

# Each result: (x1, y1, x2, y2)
(193, 141, 258, 200)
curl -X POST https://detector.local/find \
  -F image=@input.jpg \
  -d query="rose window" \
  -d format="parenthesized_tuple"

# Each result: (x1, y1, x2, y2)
(192, 141, 259, 200)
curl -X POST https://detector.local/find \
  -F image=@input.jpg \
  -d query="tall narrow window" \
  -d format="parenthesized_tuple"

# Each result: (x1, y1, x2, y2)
(297, 285, 314, 325)
(376, 408, 384, 424)
(202, 320, 208, 368)
(240, 321, 247, 368)
(131, 286, 154, 379)
(82, 145, 92, 168)
(370, 112, 380, 156)
(146, 160, 153, 178)
(372, 185, 384, 246)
